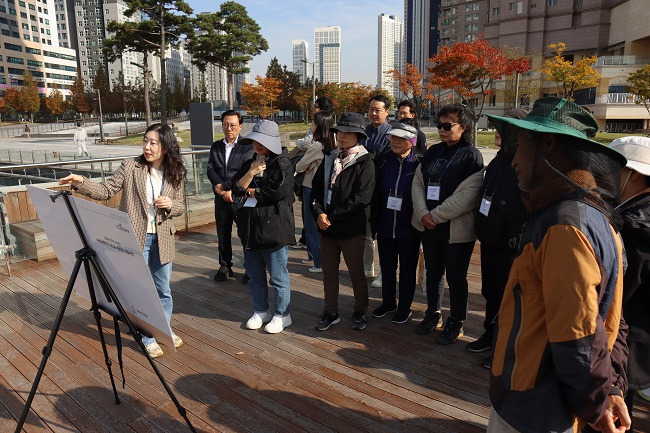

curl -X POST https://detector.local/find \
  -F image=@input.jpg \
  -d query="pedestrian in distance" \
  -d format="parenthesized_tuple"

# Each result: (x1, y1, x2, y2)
(59, 123, 187, 359)
(74, 122, 89, 157)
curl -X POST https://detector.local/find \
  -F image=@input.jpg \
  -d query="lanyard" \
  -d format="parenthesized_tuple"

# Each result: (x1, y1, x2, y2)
(428, 145, 461, 183)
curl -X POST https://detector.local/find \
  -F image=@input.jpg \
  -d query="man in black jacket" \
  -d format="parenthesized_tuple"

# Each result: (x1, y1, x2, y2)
(207, 110, 255, 282)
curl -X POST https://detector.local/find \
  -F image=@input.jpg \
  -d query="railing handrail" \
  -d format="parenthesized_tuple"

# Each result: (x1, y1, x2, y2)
(0, 149, 210, 172)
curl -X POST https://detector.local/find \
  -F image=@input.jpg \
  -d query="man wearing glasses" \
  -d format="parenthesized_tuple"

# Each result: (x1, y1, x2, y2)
(208, 110, 255, 282)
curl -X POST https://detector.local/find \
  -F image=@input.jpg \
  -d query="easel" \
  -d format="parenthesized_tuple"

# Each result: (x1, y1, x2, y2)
(15, 191, 196, 432)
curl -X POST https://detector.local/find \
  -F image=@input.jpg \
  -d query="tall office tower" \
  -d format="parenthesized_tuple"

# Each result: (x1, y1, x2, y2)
(404, 0, 439, 77)
(314, 25, 341, 84)
(292, 39, 308, 85)
(53, 0, 75, 48)
(438, 0, 486, 47)
(0, 0, 77, 97)
(378, 14, 403, 100)
(74, 0, 142, 90)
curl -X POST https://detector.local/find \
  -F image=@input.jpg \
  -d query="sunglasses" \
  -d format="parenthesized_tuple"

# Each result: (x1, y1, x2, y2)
(436, 122, 460, 131)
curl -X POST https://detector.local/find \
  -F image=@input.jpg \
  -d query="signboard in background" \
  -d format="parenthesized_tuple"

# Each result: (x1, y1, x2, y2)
(189, 102, 214, 146)
(27, 185, 174, 349)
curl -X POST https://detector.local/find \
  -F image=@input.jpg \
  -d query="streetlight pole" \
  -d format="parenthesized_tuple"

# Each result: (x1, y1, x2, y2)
(301, 59, 315, 115)
(120, 53, 129, 136)
(97, 89, 105, 140)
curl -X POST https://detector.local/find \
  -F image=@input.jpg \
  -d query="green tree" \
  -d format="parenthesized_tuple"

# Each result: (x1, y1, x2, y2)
(70, 71, 90, 120)
(265, 57, 301, 115)
(122, 0, 193, 124)
(192, 79, 208, 103)
(104, 19, 161, 125)
(171, 75, 184, 113)
(188, 2, 268, 109)
(627, 64, 650, 118)
(19, 70, 41, 122)
(93, 66, 111, 115)
(45, 83, 65, 120)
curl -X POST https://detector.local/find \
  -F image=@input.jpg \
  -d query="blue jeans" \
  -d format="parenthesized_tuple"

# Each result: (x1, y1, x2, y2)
(302, 186, 322, 267)
(142, 234, 173, 346)
(244, 246, 291, 316)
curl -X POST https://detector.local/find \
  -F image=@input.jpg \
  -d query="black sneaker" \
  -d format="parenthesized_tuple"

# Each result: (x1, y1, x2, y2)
(482, 355, 492, 369)
(437, 318, 464, 345)
(415, 309, 443, 334)
(352, 311, 367, 330)
(372, 303, 398, 318)
(214, 265, 231, 282)
(241, 273, 250, 284)
(466, 333, 493, 353)
(315, 312, 340, 331)
(391, 309, 412, 324)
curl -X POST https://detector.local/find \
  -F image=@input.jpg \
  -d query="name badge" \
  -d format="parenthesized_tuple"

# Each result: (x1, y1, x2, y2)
(243, 197, 258, 208)
(427, 184, 441, 201)
(479, 197, 492, 216)
(327, 189, 332, 205)
(387, 196, 403, 211)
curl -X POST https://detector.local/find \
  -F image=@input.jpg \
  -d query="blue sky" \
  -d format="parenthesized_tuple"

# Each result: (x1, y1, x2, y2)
(186, 0, 402, 86)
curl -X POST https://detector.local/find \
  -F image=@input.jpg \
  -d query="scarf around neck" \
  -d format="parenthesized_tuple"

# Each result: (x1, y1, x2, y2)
(330, 144, 363, 185)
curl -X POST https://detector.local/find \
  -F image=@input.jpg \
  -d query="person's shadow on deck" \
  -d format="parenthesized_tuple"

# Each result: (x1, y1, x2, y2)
(176, 373, 488, 433)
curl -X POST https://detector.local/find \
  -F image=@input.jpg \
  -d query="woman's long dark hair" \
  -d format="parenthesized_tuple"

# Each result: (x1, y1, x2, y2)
(138, 123, 186, 189)
(313, 111, 335, 153)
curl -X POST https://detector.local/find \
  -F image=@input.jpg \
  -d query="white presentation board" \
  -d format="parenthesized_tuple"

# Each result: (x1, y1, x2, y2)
(27, 185, 174, 349)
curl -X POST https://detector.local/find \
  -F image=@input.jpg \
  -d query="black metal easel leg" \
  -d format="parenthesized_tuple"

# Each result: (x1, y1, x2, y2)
(87, 255, 197, 433)
(14, 255, 84, 433)
(82, 254, 120, 405)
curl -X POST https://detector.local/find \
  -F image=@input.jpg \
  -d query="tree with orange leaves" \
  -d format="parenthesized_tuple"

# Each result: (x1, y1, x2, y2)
(386, 63, 436, 119)
(428, 37, 530, 137)
(240, 75, 283, 119)
(541, 42, 600, 100)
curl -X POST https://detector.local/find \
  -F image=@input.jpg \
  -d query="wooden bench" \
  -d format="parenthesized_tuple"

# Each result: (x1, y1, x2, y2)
(95, 138, 124, 145)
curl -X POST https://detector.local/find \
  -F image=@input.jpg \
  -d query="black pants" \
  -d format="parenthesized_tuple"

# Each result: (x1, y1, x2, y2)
(215, 203, 237, 267)
(480, 244, 517, 338)
(377, 232, 422, 313)
(421, 227, 475, 321)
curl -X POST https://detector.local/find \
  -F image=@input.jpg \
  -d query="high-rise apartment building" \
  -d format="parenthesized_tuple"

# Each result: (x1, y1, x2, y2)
(404, 0, 439, 77)
(0, 0, 77, 97)
(438, 0, 486, 47)
(314, 25, 340, 84)
(292, 39, 308, 85)
(377, 14, 403, 100)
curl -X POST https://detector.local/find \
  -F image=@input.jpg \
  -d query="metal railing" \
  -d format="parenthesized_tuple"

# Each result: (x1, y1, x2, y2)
(594, 55, 650, 67)
(595, 93, 649, 104)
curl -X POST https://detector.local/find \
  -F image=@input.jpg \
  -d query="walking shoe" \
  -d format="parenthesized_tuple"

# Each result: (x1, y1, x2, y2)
(264, 314, 292, 334)
(638, 388, 650, 402)
(145, 342, 163, 358)
(301, 258, 314, 264)
(171, 333, 183, 348)
(291, 241, 307, 249)
(437, 318, 464, 345)
(315, 312, 340, 331)
(370, 275, 382, 288)
(372, 303, 398, 318)
(415, 309, 443, 334)
(392, 309, 412, 324)
(466, 333, 492, 353)
(241, 273, 250, 284)
(245, 310, 272, 330)
(482, 355, 492, 369)
(352, 311, 367, 330)
(214, 265, 232, 282)
(365, 269, 376, 278)
(308, 266, 322, 273)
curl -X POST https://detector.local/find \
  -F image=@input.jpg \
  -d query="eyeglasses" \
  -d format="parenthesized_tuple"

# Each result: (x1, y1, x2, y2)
(223, 123, 241, 130)
(436, 122, 460, 131)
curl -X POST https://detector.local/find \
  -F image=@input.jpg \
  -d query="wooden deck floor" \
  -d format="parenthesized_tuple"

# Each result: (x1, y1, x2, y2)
(1, 209, 649, 432)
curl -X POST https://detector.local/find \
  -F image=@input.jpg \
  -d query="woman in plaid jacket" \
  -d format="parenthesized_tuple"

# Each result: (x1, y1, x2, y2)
(60, 123, 186, 359)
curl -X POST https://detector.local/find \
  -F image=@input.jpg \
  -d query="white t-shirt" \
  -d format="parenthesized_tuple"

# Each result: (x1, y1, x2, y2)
(146, 168, 164, 234)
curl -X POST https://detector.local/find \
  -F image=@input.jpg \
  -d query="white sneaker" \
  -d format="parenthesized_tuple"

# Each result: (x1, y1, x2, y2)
(145, 342, 163, 358)
(171, 333, 183, 348)
(308, 266, 322, 273)
(371, 275, 382, 288)
(301, 258, 314, 264)
(264, 314, 292, 334)
(245, 310, 272, 330)
(365, 270, 376, 278)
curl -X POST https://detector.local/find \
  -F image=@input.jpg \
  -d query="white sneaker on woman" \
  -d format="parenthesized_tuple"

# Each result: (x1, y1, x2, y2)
(264, 314, 292, 334)
(245, 310, 272, 330)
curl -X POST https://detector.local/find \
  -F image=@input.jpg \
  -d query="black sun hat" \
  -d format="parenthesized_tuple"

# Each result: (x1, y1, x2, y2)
(330, 112, 368, 139)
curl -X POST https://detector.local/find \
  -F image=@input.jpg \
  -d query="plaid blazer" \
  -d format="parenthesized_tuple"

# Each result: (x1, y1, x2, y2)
(76, 157, 185, 264)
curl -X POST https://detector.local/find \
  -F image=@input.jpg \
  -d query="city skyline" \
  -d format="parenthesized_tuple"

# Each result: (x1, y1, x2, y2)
(186, 0, 401, 86)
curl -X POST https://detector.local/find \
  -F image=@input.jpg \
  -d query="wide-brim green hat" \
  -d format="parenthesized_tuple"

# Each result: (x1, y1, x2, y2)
(486, 97, 627, 166)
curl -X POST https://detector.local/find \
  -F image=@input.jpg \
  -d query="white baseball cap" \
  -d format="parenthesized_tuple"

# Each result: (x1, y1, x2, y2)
(609, 136, 650, 176)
